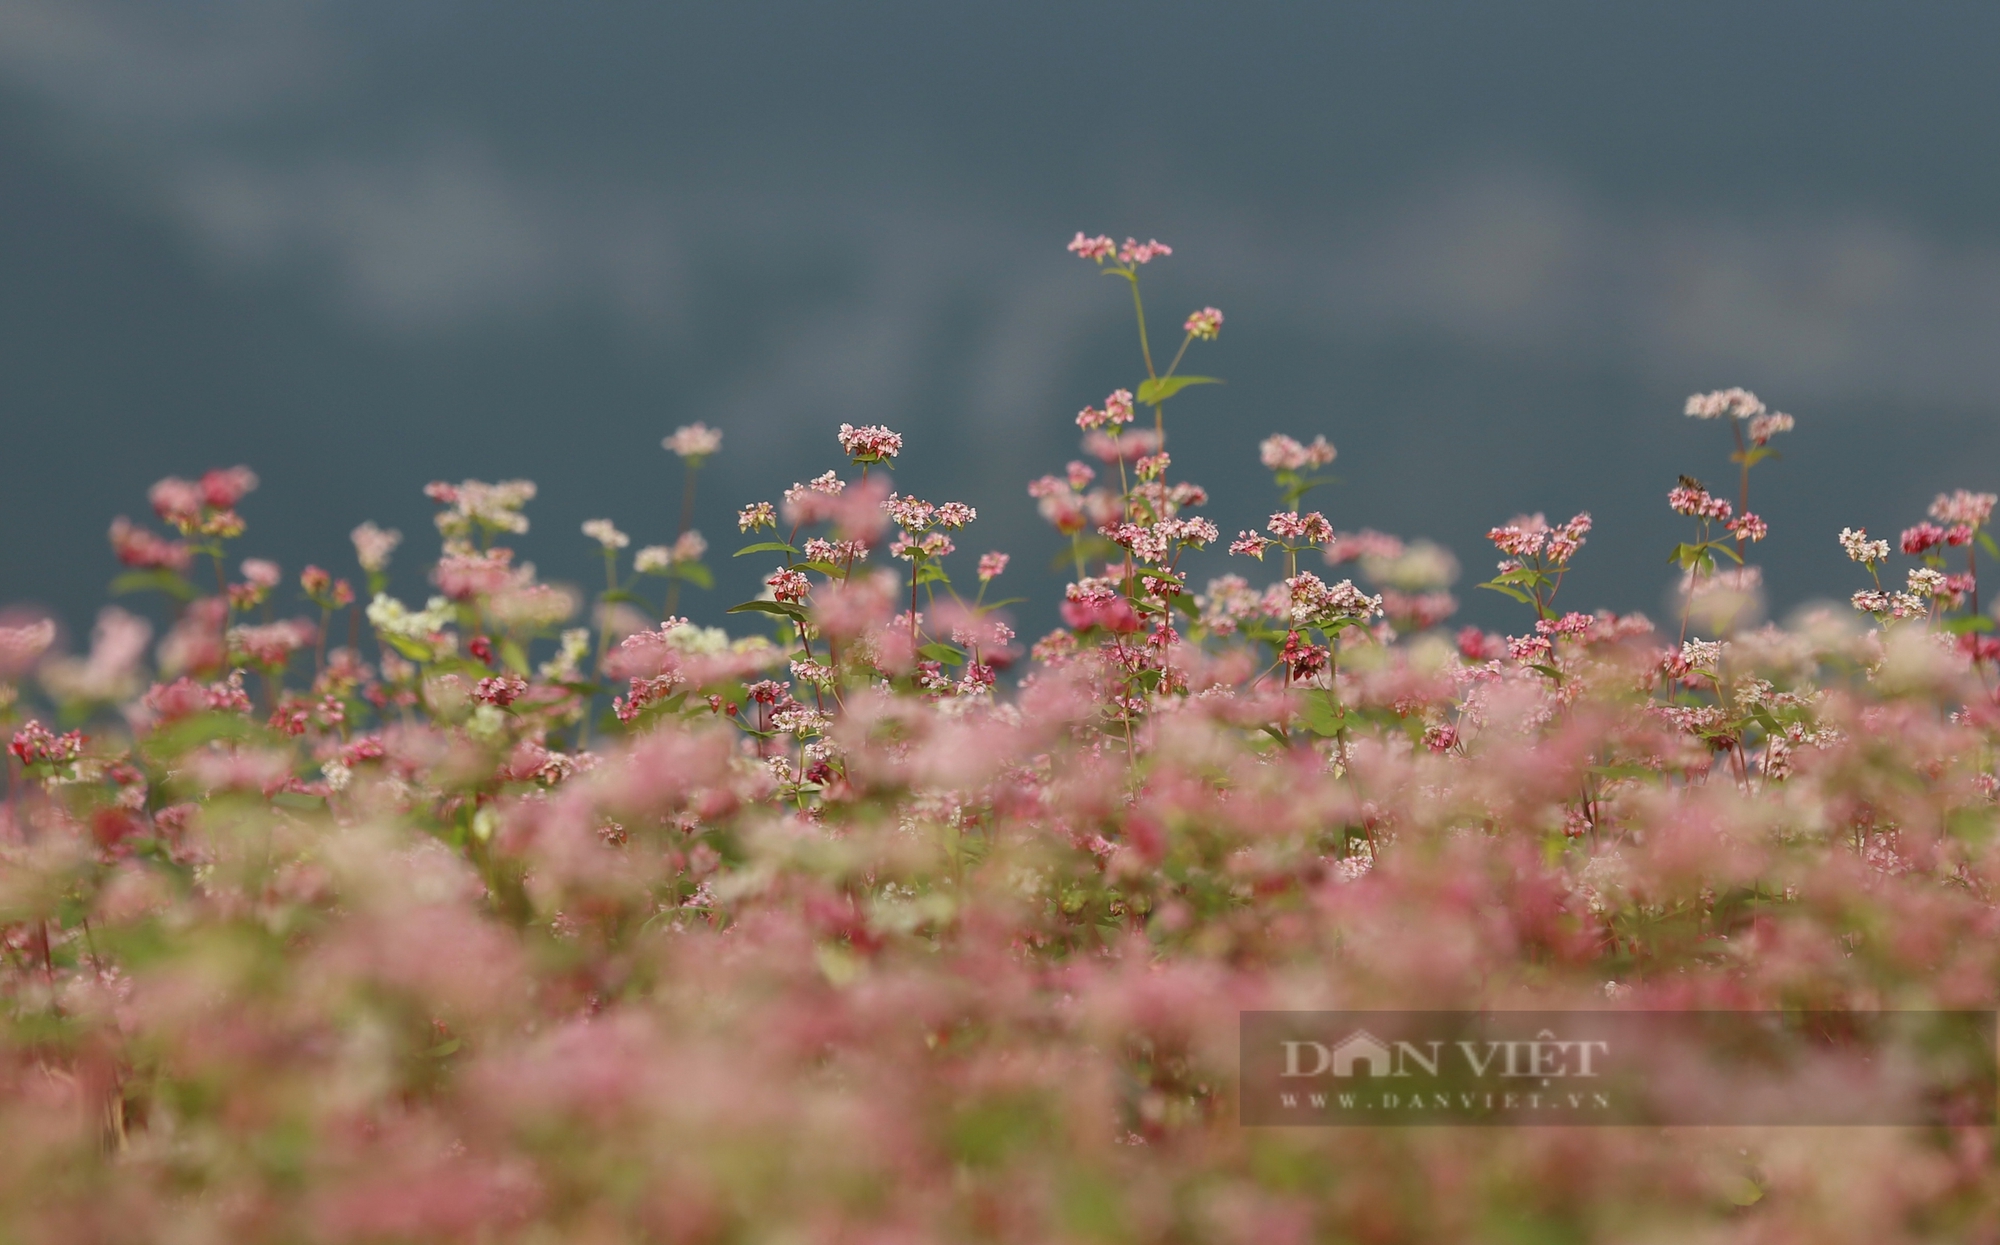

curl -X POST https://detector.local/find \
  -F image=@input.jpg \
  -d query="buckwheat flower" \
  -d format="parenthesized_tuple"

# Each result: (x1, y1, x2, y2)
(1259, 434, 1336, 472)
(367, 593, 456, 640)
(836, 423, 903, 462)
(1230, 531, 1274, 559)
(1930, 489, 1998, 528)
(978, 552, 1009, 581)
(148, 476, 205, 531)
(109, 517, 193, 571)
(1067, 232, 1117, 261)
(1946, 524, 1975, 546)
(1908, 567, 1949, 598)
(738, 501, 776, 532)
(1748, 411, 1795, 445)
(240, 559, 281, 589)
(673, 530, 707, 562)
(1684, 387, 1765, 420)
(1727, 512, 1769, 543)
(634, 545, 674, 574)
(766, 568, 812, 603)
(1487, 515, 1549, 559)
(1066, 460, 1096, 490)
(1839, 527, 1890, 564)
(0, 617, 56, 679)
(663, 422, 723, 460)
(8, 720, 84, 767)
(228, 619, 316, 667)
(200, 465, 259, 509)
(582, 519, 630, 549)
(1508, 633, 1552, 663)
(472, 674, 528, 707)
(1117, 237, 1172, 265)
(1183, 307, 1223, 340)
(1902, 523, 1946, 555)
(351, 521, 402, 574)
(1103, 389, 1134, 425)
(1268, 511, 1311, 541)
(1668, 484, 1731, 521)
(936, 502, 977, 529)
(883, 494, 937, 531)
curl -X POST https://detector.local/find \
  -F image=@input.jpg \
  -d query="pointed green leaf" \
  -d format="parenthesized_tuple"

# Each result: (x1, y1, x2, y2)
(727, 600, 808, 622)
(734, 541, 800, 558)
(1135, 375, 1222, 406)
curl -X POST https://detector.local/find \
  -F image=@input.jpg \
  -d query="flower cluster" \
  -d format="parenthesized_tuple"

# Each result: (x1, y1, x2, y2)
(5, 240, 2000, 1245)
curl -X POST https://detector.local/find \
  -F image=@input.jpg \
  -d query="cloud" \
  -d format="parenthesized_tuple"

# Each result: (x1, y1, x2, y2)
(5, 1, 2000, 420)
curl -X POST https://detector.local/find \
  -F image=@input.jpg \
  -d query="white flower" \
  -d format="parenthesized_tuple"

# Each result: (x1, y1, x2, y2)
(582, 519, 630, 549)
(367, 593, 456, 639)
(664, 423, 723, 459)
(1838, 527, 1889, 564)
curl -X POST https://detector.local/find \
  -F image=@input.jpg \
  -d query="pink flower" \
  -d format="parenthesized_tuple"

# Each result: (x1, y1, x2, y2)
(1060, 581, 1142, 634)
(1902, 523, 1946, 555)
(738, 502, 776, 532)
(663, 422, 723, 459)
(1727, 512, 1769, 543)
(1748, 411, 1795, 445)
(148, 476, 204, 531)
(109, 516, 192, 572)
(1229, 531, 1274, 559)
(1684, 387, 1765, 420)
(1066, 232, 1116, 261)
(1183, 307, 1223, 340)
(1667, 485, 1732, 521)
(0, 616, 56, 679)
(1076, 389, 1137, 431)
(228, 619, 317, 667)
(200, 465, 259, 509)
(1259, 434, 1336, 472)
(836, 423, 903, 462)
(1930, 489, 1998, 528)
(8, 720, 84, 766)
(351, 521, 402, 574)
(766, 568, 812, 603)
(978, 552, 1009, 581)
(1117, 237, 1172, 265)
(241, 559, 281, 589)
(473, 674, 528, 707)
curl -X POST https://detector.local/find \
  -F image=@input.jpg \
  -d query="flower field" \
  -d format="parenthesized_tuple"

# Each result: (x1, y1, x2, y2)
(5, 236, 2000, 1242)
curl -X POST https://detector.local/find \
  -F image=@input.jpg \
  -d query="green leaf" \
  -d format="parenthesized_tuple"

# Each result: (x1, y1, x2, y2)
(727, 600, 809, 622)
(1300, 692, 1344, 738)
(980, 597, 1026, 611)
(600, 589, 650, 606)
(1981, 531, 2000, 559)
(110, 569, 197, 602)
(796, 559, 844, 576)
(380, 631, 436, 661)
(498, 637, 530, 675)
(1945, 615, 1995, 635)
(1477, 581, 1533, 605)
(917, 642, 966, 664)
(734, 541, 800, 558)
(670, 561, 715, 589)
(1587, 763, 1658, 782)
(1135, 375, 1222, 406)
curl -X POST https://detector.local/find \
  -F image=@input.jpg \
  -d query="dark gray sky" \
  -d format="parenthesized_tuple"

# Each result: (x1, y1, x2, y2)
(5, 1, 2000, 647)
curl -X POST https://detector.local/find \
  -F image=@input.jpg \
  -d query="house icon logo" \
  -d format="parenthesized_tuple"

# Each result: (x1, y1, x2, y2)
(1330, 1030, 1394, 1077)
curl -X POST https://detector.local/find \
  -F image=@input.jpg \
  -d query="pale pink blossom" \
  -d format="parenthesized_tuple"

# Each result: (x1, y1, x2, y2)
(663, 422, 723, 459)
(1183, 307, 1223, 340)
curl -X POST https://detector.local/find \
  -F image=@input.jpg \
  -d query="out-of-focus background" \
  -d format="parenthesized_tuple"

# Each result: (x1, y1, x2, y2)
(5, 1, 1999, 645)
